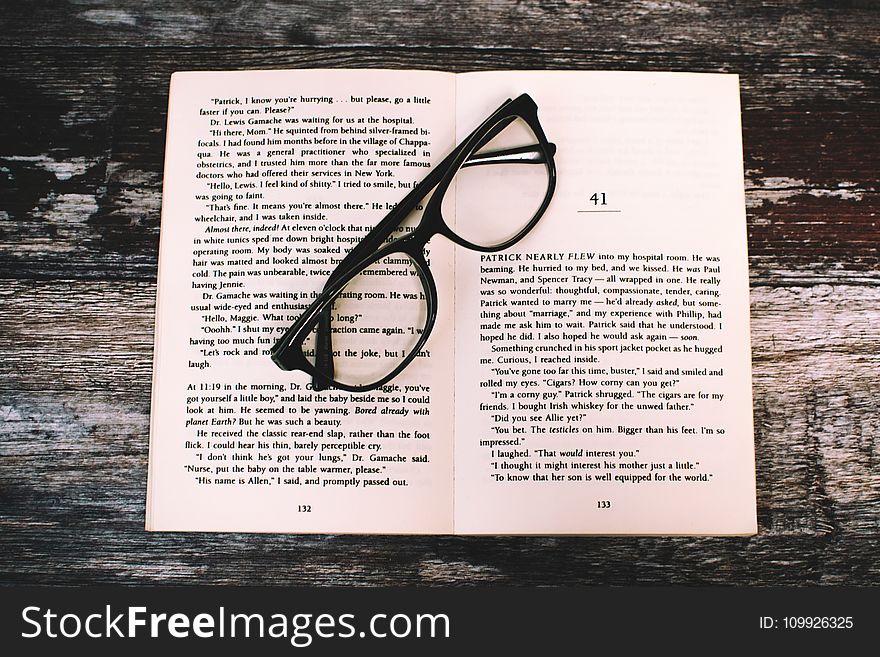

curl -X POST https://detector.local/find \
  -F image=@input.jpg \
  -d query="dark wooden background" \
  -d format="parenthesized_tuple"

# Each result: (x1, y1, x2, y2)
(0, 1, 877, 585)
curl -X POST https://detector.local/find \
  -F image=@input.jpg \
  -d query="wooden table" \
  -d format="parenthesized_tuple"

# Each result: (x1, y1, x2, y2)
(1, 1, 877, 585)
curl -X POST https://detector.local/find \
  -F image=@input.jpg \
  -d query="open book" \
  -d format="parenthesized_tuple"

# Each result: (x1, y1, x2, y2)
(147, 69, 756, 534)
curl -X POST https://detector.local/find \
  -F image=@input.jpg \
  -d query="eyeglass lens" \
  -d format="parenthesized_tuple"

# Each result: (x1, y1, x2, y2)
(442, 116, 550, 247)
(301, 253, 428, 388)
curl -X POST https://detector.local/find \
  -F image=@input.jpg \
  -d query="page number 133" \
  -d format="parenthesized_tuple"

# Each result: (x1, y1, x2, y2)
(597, 500, 612, 509)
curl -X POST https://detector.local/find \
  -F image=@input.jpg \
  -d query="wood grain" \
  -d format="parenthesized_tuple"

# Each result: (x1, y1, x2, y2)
(0, 0, 877, 585)
(1, 46, 876, 281)
(1, 1, 878, 55)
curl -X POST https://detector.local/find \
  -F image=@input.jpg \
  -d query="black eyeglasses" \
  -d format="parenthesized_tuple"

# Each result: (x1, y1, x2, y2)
(270, 93, 557, 392)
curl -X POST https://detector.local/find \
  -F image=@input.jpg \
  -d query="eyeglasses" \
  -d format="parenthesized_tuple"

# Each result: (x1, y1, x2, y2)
(270, 93, 557, 392)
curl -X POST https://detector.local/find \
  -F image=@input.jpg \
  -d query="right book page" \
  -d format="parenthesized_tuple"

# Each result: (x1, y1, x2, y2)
(452, 71, 756, 535)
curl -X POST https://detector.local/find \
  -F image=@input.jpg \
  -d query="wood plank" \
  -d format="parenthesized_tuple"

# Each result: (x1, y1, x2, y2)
(1, 279, 876, 583)
(1, 0, 878, 55)
(1, 48, 877, 281)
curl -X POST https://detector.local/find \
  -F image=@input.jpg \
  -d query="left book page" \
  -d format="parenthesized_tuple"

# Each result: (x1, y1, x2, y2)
(147, 70, 456, 533)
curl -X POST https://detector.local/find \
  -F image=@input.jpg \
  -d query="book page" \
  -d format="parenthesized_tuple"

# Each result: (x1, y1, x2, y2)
(453, 71, 756, 534)
(147, 69, 456, 533)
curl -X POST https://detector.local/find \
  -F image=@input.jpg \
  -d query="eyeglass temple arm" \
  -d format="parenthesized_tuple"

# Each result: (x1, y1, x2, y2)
(460, 142, 556, 167)
(308, 146, 466, 390)
(308, 132, 481, 389)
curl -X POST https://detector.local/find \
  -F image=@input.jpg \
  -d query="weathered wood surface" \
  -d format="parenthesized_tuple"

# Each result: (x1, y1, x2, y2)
(0, 1, 877, 585)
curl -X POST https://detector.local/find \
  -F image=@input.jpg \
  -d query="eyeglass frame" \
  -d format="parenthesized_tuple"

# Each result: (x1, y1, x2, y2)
(270, 93, 557, 392)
